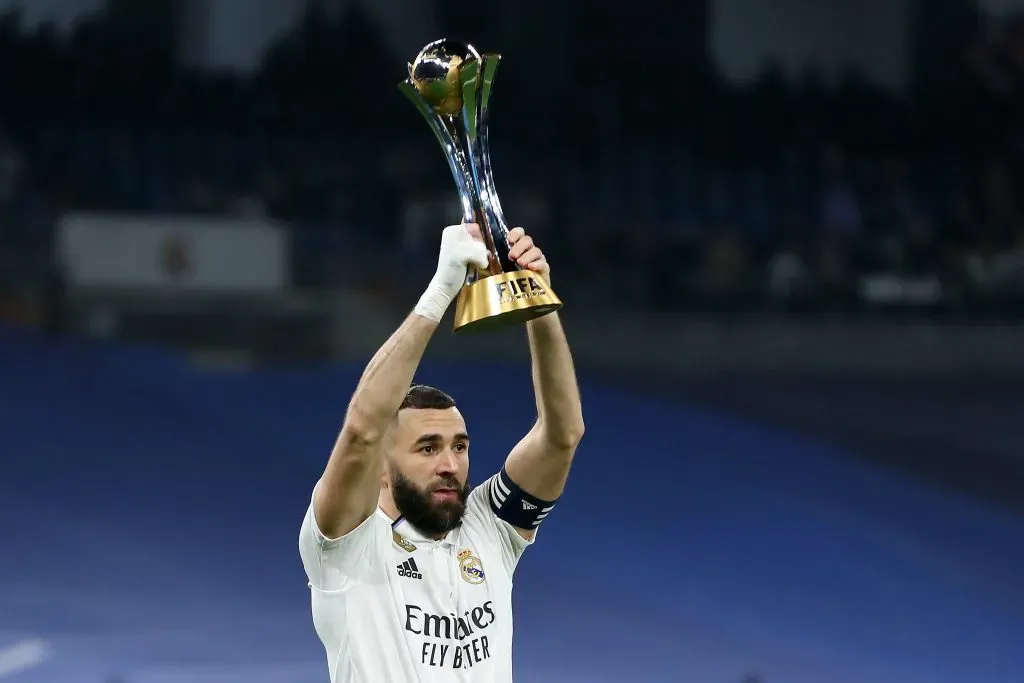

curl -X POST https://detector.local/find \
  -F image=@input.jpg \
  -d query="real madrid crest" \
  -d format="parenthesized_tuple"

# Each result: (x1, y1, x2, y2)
(457, 549, 485, 584)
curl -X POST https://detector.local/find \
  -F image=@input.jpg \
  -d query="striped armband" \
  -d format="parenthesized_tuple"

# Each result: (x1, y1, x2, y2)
(487, 467, 557, 529)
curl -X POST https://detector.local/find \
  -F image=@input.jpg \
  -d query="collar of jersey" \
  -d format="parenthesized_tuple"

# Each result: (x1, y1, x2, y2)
(378, 509, 460, 548)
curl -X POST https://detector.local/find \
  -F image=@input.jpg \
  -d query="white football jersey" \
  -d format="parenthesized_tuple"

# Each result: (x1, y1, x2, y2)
(299, 474, 533, 682)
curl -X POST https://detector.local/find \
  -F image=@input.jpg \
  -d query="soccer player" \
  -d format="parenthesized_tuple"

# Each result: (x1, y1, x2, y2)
(298, 222, 585, 682)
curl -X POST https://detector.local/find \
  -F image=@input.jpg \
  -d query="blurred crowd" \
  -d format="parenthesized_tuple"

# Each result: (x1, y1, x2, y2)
(1, 3, 1024, 325)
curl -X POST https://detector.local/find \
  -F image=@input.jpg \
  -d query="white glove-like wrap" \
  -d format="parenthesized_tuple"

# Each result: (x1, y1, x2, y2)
(414, 224, 490, 323)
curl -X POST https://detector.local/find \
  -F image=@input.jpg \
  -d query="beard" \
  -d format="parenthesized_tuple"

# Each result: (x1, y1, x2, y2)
(390, 466, 470, 537)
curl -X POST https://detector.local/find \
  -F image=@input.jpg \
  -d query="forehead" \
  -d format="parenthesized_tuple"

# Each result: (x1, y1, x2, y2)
(394, 407, 467, 439)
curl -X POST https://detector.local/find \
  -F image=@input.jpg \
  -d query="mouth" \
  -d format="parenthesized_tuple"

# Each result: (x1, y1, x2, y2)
(432, 488, 458, 502)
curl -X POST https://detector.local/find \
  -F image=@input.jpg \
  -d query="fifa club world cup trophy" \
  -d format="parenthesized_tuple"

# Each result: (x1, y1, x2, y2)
(399, 38, 562, 332)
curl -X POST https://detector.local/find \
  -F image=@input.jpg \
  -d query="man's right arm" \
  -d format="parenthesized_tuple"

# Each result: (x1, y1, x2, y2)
(311, 223, 491, 540)
(314, 313, 438, 539)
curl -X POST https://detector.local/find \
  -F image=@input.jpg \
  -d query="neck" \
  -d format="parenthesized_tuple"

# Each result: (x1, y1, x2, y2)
(379, 490, 401, 522)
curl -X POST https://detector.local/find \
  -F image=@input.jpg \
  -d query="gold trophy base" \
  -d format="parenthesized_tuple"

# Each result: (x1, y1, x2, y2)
(453, 270, 562, 333)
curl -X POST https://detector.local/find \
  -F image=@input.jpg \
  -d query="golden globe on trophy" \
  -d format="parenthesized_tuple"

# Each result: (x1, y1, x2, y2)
(398, 38, 562, 333)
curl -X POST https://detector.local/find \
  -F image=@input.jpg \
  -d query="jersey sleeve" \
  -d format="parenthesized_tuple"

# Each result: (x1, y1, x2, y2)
(298, 485, 386, 591)
(465, 474, 535, 576)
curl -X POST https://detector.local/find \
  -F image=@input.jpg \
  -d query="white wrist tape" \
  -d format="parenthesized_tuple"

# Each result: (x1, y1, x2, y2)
(414, 273, 463, 323)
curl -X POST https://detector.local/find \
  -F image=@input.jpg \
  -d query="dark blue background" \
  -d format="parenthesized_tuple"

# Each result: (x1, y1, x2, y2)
(1, 325, 1022, 682)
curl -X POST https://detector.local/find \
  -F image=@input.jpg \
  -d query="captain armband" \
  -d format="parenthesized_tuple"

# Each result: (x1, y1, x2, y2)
(487, 467, 557, 529)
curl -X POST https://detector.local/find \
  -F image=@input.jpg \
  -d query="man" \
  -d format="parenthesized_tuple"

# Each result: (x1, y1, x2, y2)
(298, 222, 585, 682)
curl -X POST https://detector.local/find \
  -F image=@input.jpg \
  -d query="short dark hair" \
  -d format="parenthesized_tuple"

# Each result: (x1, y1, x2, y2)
(399, 384, 456, 411)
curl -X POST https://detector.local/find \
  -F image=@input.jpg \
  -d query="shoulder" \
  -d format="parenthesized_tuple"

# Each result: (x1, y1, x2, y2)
(464, 475, 501, 528)
(299, 499, 391, 588)
(462, 475, 535, 573)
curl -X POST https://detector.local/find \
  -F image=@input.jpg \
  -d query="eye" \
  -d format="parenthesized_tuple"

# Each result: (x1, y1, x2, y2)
(420, 445, 434, 454)
(453, 442, 467, 453)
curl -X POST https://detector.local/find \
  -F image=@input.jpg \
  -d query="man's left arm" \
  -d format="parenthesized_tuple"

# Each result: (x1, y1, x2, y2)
(496, 228, 586, 541)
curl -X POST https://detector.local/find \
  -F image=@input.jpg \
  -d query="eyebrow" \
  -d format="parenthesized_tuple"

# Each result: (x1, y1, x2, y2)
(414, 432, 470, 445)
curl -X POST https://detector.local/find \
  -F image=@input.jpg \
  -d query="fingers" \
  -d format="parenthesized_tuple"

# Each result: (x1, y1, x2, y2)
(467, 242, 490, 269)
(463, 224, 544, 271)
(458, 223, 488, 267)
(525, 256, 547, 273)
(514, 246, 544, 269)
(508, 231, 534, 262)
(506, 227, 548, 271)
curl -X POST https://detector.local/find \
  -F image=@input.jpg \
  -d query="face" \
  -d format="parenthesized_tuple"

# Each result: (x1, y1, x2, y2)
(385, 407, 471, 536)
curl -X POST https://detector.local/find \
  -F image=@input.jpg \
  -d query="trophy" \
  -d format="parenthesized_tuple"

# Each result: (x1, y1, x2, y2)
(399, 38, 562, 333)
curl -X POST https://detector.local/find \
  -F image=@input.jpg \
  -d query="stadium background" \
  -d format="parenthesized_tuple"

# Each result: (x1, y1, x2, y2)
(1, 0, 1023, 681)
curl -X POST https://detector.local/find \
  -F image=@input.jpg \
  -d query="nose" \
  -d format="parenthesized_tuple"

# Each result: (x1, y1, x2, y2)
(435, 447, 459, 475)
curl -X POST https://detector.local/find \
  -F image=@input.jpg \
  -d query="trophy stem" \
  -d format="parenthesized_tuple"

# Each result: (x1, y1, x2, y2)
(457, 57, 516, 276)
(476, 55, 511, 240)
(398, 81, 478, 226)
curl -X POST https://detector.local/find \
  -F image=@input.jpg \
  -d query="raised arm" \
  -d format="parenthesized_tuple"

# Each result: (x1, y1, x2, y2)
(314, 224, 490, 539)
(501, 228, 585, 539)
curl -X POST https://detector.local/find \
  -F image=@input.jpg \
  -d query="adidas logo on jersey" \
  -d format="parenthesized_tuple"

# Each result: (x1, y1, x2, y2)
(397, 558, 422, 580)
(521, 500, 538, 510)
